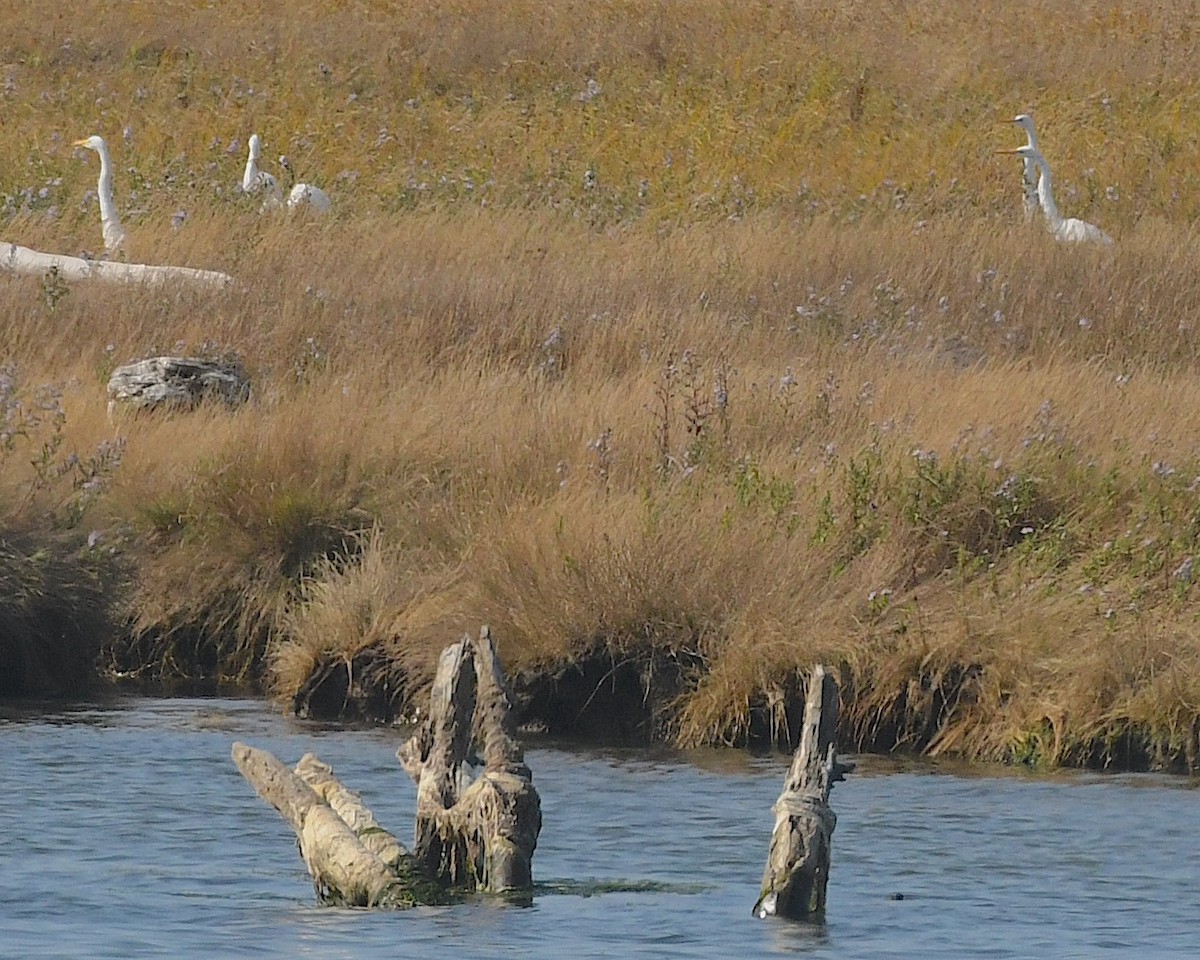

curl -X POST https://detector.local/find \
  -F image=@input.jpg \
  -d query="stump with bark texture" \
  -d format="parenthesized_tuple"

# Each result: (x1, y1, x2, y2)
(398, 625, 541, 892)
(753, 664, 852, 920)
(233, 625, 540, 906)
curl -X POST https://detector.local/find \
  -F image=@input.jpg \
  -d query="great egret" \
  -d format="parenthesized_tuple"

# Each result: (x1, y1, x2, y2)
(997, 145, 1113, 245)
(278, 155, 331, 214)
(242, 134, 283, 209)
(73, 135, 126, 255)
(1007, 114, 1041, 221)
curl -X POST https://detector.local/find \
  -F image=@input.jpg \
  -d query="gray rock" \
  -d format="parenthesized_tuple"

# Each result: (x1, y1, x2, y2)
(107, 356, 249, 414)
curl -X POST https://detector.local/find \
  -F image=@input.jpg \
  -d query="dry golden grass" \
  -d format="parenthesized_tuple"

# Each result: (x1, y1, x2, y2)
(4, 0, 1200, 767)
(7, 0, 1200, 237)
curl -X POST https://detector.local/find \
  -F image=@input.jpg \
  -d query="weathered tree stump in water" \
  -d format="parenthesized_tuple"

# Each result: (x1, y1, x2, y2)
(233, 625, 540, 907)
(398, 625, 542, 892)
(754, 664, 852, 920)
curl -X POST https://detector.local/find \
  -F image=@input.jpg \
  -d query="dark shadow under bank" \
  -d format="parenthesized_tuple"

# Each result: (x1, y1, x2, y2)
(285, 642, 1189, 774)
(0, 526, 122, 701)
(9, 628, 1191, 776)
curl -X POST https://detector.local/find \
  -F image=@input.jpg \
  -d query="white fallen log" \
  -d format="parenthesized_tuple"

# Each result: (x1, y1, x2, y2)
(0, 241, 233, 288)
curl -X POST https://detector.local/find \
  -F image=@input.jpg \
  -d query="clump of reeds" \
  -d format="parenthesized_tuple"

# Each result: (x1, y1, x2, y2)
(0, 367, 125, 695)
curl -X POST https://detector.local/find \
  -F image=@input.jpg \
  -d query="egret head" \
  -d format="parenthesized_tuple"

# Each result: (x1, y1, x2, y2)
(248, 134, 262, 159)
(1008, 115, 1036, 147)
(73, 135, 106, 152)
(996, 144, 1042, 163)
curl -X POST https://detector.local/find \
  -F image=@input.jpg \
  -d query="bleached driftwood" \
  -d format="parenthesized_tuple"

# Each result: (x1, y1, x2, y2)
(754, 664, 852, 920)
(107, 356, 250, 414)
(295, 754, 409, 871)
(234, 625, 540, 907)
(1, 241, 233, 288)
(231, 742, 432, 907)
(398, 626, 542, 892)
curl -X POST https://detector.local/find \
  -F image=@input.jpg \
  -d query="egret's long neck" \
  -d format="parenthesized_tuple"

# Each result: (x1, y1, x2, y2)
(1023, 127, 1040, 151)
(1035, 158, 1062, 229)
(243, 139, 262, 190)
(243, 152, 259, 191)
(94, 143, 120, 229)
(1020, 156, 1039, 219)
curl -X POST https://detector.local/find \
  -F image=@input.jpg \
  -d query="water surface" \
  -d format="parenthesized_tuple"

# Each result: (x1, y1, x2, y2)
(1, 696, 1196, 958)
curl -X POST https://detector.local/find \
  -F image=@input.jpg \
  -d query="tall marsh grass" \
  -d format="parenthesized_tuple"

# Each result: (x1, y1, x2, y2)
(0, 368, 124, 695)
(4, 0, 1200, 768)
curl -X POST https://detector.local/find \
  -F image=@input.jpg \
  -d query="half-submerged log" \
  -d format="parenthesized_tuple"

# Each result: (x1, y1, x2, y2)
(231, 742, 437, 907)
(398, 625, 541, 893)
(1, 241, 233, 287)
(233, 625, 539, 906)
(107, 356, 250, 414)
(754, 664, 851, 920)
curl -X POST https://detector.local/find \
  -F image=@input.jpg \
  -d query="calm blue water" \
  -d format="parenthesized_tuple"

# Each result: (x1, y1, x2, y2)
(0, 696, 1196, 959)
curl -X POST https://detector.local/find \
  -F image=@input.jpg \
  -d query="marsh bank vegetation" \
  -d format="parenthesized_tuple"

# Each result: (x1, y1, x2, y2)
(4, 0, 1200, 771)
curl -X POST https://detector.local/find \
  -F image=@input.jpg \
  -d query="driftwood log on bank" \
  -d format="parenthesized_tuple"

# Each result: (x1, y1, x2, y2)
(233, 625, 540, 907)
(754, 664, 852, 920)
(1, 241, 233, 287)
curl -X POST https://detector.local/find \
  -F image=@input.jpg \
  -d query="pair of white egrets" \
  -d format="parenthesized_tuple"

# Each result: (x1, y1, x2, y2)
(241, 133, 332, 214)
(998, 116, 1113, 245)
(73, 133, 331, 258)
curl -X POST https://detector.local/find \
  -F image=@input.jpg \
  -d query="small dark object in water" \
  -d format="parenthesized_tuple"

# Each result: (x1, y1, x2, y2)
(888, 892, 906, 901)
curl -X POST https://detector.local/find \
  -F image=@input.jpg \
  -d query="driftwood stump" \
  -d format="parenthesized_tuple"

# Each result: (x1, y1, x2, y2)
(398, 626, 541, 893)
(754, 664, 851, 920)
(233, 625, 540, 906)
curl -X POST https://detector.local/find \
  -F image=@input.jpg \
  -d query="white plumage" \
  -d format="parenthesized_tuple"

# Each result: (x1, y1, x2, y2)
(1008, 114, 1041, 222)
(243, 137, 331, 215)
(999, 144, 1113, 246)
(286, 182, 332, 213)
(74, 135, 126, 255)
(279, 154, 331, 215)
(242, 134, 283, 209)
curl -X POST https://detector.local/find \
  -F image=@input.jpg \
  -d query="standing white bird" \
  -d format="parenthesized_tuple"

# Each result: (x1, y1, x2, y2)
(74, 135, 126, 255)
(242, 134, 282, 209)
(1008, 114, 1041, 222)
(997, 145, 1113, 245)
(279, 155, 331, 214)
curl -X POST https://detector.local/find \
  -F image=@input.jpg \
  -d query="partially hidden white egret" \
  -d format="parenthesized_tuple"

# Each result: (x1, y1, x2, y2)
(74, 135, 126, 255)
(242, 134, 283, 209)
(1007, 114, 1041, 222)
(278, 154, 331, 214)
(286, 182, 332, 213)
(997, 145, 1113, 246)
